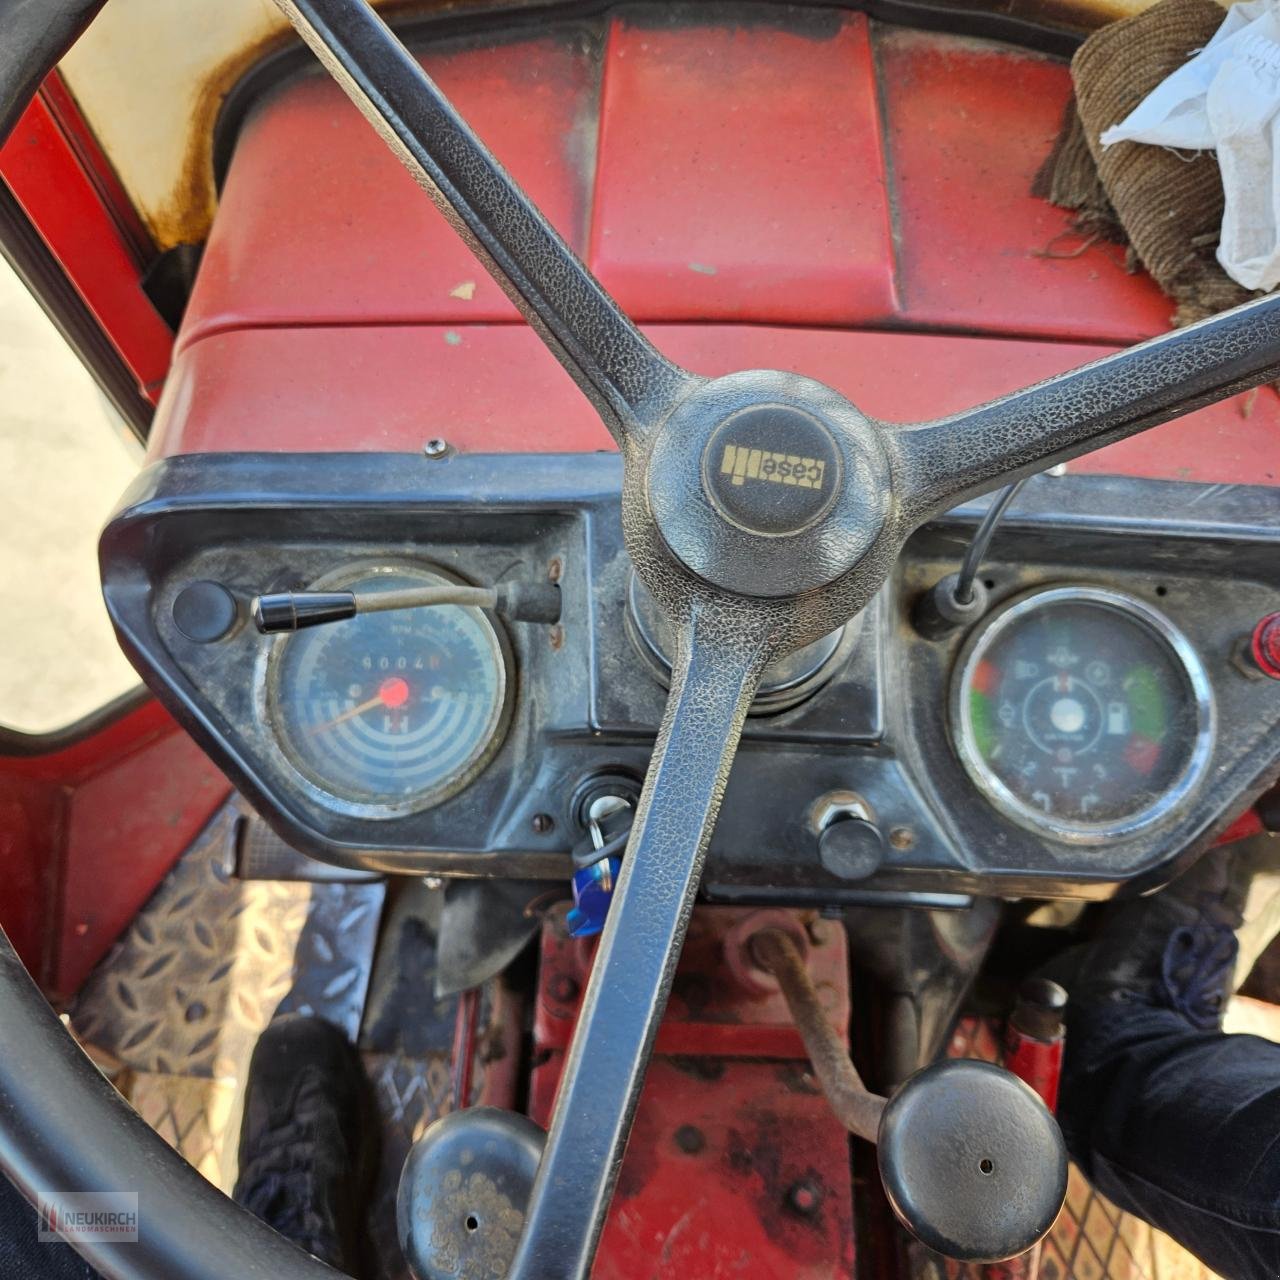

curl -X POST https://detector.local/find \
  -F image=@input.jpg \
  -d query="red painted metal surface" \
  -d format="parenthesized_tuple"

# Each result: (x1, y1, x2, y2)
(530, 906, 855, 1279)
(54, 725, 230, 997)
(877, 29, 1171, 346)
(0, 700, 231, 997)
(150, 320, 1279, 486)
(150, 19, 1280, 486)
(1216, 807, 1265, 844)
(1002, 1024, 1063, 1114)
(0, 771, 61, 987)
(35, 72, 155, 268)
(0, 82, 172, 400)
(179, 34, 595, 351)
(588, 12, 897, 324)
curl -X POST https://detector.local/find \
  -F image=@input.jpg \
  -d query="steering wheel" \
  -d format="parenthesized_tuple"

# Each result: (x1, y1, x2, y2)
(3, 2, 1280, 1277)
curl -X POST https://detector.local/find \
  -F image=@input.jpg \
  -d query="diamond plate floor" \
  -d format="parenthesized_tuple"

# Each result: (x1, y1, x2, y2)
(69, 800, 386, 1198)
(67, 800, 522, 1280)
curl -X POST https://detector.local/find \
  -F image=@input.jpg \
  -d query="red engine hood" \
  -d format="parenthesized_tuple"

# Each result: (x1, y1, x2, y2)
(149, 10, 1279, 488)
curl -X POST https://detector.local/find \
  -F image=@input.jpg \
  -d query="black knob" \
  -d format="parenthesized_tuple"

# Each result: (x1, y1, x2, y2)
(172, 581, 239, 643)
(818, 817, 886, 881)
(252, 590, 357, 633)
(877, 1058, 1067, 1263)
(397, 1107, 546, 1280)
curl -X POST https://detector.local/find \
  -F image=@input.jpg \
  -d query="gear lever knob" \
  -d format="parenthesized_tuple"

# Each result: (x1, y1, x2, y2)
(397, 1107, 546, 1280)
(877, 1058, 1067, 1263)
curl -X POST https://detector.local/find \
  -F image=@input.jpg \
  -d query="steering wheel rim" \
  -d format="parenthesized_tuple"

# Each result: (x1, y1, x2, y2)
(5, 2, 1280, 1278)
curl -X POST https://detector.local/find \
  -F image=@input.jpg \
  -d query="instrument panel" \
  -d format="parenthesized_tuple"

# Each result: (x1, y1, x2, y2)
(99, 453, 1280, 900)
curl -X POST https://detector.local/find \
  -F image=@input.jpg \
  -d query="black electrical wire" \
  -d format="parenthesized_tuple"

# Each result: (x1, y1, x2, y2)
(953, 477, 1028, 605)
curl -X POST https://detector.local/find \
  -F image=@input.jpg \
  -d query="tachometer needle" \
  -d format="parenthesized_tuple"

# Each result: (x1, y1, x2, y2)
(309, 676, 410, 735)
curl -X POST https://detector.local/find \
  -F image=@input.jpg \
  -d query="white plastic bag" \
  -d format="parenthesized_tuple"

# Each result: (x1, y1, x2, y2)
(1101, 0, 1280, 292)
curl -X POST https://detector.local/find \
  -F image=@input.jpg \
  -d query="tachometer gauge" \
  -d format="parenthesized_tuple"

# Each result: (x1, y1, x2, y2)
(951, 587, 1213, 844)
(266, 565, 511, 815)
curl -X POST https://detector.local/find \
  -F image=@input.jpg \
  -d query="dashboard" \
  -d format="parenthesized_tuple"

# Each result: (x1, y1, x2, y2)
(101, 452, 1280, 904)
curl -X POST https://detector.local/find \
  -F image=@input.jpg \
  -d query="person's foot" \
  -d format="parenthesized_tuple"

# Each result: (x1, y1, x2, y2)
(1048, 849, 1250, 1031)
(233, 1014, 374, 1274)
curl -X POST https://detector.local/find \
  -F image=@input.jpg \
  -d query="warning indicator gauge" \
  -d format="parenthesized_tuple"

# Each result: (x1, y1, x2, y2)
(950, 587, 1214, 844)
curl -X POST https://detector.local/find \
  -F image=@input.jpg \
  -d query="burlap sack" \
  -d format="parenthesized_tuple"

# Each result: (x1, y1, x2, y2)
(1035, 0, 1258, 324)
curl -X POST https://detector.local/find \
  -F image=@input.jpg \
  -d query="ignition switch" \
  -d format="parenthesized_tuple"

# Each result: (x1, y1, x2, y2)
(567, 794, 635, 937)
(811, 790, 886, 882)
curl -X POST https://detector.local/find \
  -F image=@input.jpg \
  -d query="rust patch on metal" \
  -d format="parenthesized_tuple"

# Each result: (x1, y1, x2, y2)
(145, 24, 294, 249)
(143, 0, 495, 250)
(722, 1113, 839, 1262)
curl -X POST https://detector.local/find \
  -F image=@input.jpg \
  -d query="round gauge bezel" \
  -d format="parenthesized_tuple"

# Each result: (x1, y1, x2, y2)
(949, 586, 1215, 845)
(259, 561, 514, 820)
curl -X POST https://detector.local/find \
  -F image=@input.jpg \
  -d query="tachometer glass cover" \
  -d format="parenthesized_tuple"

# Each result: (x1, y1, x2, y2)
(952, 587, 1213, 843)
(267, 566, 511, 815)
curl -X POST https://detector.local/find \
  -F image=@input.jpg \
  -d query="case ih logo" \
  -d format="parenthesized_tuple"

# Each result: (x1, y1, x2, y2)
(38, 1192, 139, 1243)
(718, 443, 827, 491)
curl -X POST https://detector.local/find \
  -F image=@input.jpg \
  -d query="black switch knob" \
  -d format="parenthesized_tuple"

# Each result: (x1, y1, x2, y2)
(172, 581, 239, 643)
(818, 816, 885, 881)
(877, 1058, 1067, 1263)
(252, 590, 357, 634)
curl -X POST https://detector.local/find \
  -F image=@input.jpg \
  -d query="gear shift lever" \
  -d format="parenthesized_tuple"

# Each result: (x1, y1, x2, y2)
(750, 927, 1067, 1263)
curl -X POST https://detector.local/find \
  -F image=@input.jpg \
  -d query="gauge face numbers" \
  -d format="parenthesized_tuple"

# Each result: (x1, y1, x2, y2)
(268, 569, 510, 814)
(952, 589, 1213, 843)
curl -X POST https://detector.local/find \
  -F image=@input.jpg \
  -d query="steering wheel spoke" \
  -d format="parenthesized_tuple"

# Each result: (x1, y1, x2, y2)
(509, 603, 771, 1279)
(888, 293, 1280, 520)
(271, 0, 696, 445)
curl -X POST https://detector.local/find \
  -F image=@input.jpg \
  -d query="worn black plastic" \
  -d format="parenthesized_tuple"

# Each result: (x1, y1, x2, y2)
(98, 455, 1280, 898)
(173, 580, 241, 643)
(892, 299, 1280, 519)
(878, 1058, 1068, 1262)
(818, 816, 886, 881)
(0, 0, 108, 148)
(253, 590, 357, 633)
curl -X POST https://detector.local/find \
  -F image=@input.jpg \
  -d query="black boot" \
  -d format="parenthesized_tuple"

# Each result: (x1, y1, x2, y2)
(233, 1015, 374, 1275)
(1049, 848, 1249, 1031)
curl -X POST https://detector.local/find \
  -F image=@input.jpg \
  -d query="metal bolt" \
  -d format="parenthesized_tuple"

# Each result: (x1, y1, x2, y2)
(673, 1125, 705, 1155)
(548, 973, 580, 1004)
(531, 812, 554, 835)
(889, 826, 916, 851)
(786, 1179, 823, 1216)
(809, 790, 873, 835)
(423, 875, 444, 890)
(423, 438, 450, 459)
